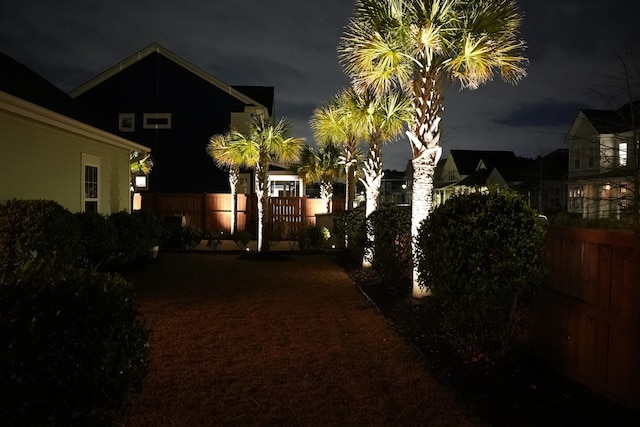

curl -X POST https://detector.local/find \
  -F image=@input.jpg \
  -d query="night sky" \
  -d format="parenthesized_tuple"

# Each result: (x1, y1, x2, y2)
(1, 0, 639, 170)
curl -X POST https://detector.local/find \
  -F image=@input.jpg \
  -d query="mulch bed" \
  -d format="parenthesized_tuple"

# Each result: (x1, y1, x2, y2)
(353, 268, 640, 427)
(123, 252, 479, 426)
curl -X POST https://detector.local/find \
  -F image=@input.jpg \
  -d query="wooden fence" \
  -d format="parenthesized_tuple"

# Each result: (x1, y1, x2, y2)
(141, 193, 336, 237)
(528, 226, 640, 408)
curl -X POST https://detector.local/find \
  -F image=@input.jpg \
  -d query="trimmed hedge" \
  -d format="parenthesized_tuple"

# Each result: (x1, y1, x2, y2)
(0, 261, 150, 426)
(369, 205, 412, 283)
(416, 190, 545, 359)
(0, 199, 82, 277)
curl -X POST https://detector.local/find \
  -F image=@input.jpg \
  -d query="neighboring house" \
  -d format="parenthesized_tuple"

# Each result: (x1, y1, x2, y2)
(566, 102, 639, 220)
(380, 169, 410, 206)
(69, 43, 275, 195)
(535, 148, 569, 216)
(0, 52, 150, 214)
(433, 150, 538, 207)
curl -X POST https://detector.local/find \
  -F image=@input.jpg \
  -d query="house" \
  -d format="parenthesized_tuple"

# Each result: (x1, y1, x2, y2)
(380, 169, 410, 206)
(433, 150, 538, 207)
(566, 102, 639, 220)
(69, 43, 275, 196)
(535, 148, 569, 216)
(0, 52, 150, 214)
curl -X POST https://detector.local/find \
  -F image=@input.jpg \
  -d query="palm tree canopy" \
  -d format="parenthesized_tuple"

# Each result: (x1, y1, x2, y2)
(339, 0, 527, 95)
(295, 144, 343, 185)
(208, 115, 303, 170)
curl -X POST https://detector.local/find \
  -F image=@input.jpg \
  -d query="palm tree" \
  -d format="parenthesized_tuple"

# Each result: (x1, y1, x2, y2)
(347, 88, 413, 267)
(207, 133, 241, 235)
(211, 115, 303, 252)
(339, 0, 528, 296)
(310, 89, 366, 211)
(295, 143, 343, 213)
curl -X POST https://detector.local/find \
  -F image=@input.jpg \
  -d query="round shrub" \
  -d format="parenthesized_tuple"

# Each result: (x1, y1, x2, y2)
(297, 224, 330, 252)
(0, 261, 150, 426)
(416, 190, 545, 359)
(369, 206, 412, 283)
(0, 199, 82, 277)
(332, 207, 366, 266)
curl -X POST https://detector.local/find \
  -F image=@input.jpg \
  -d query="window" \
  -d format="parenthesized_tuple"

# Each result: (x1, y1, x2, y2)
(568, 185, 583, 210)
(82, 154, 100, 213)
(143, 113, 172, 129)
(119, 113, 135, 132)
(619, 142, 628, 167)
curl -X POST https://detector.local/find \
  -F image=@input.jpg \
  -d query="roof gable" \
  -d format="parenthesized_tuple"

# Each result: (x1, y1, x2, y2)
(69, 43, 270, 113)
(449, 150, 517, 175)
(580, 100, 640, 134)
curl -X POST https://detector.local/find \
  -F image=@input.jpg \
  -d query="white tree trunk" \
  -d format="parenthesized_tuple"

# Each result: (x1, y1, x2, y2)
(361, 142, 382, 268)
(229, 166, 239, 235)
(320, 181, 333, 214)
(255, 162, 269, 253)
(409, 143, 441, 298)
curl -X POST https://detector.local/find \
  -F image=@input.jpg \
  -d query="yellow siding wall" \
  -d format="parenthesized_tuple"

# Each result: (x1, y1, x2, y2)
(0, 109, 131, 214)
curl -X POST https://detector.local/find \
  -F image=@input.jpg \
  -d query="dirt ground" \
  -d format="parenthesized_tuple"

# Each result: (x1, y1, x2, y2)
(123, 252, 479, 426)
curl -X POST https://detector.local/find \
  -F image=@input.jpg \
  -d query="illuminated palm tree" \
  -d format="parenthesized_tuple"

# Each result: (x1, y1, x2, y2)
(347, 88, 413, 267)
(295, 143, 343, 213)
(340, 0, 528, 296)
(208, 115, 303, 252)
(207, 133, 241, 235)
(310, 89, 366, 211)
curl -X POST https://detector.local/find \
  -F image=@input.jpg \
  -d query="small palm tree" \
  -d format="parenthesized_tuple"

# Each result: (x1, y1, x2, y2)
(339, 0, 528, 295)
(310, 89, 367, 211)
(210, 115, 303, 252)
(207, 133, 241, 235)
(295, 144, 343, 214)
(346, 88, 412, 267)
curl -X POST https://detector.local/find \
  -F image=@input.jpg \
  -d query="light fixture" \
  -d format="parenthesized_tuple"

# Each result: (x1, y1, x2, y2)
(135, 175, 147, 188)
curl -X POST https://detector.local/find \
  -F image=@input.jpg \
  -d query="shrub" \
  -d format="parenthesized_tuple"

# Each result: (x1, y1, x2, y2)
(369, 206, 412, 283)
(233, 230, 253, 250)
(180, 224, 203, 250)
(0, 261, 150, 426)
(297, 224, 330, 252)
(0, 199, 82, 278)
(332, 207, 366, 266)
(107, 211, 146, 268)
(75, 212, 118, 270)
(416, 190, 545, 359)
(133, 209, 164, 248)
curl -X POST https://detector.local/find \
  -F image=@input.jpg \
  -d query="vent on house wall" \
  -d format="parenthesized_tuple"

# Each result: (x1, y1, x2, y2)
(119, 113, 135, 132)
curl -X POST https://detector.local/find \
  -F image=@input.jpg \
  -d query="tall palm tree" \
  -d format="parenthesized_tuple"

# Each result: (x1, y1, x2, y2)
(295, 143, 343, 214)
(310, 89, 366, 211)
(339, 0, 528, 296)
(208, 115, 303, 252)
(207, 133, 241, 235)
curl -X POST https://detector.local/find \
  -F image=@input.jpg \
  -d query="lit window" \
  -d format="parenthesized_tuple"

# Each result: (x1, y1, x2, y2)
(119, 113, 135, 132)
(82, 154, 100, 213)
(143, 113, 172, 129)
(619, 142, 628, 166)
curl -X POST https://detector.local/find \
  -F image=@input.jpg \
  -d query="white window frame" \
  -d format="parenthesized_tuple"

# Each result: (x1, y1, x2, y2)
(143, 113, 172, 129)
(619, 142, 628, 167)
(118, 113, 135, 132)
(82, 154, 101, 213)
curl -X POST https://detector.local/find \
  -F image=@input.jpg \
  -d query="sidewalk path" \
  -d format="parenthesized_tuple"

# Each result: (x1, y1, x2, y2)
(125, 252, 480, 426)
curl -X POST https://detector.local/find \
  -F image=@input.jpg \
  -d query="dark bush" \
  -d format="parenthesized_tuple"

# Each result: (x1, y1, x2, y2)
(0, 199, 82, 278)
(75, 212, 118, 270)
(0, 261, 150, 426)
(369, 206, 412, 283)
(416, 190, 545, 359)
(107, 211, 146, 268)
(180, 224, 203, 249)
(297, 224, 330, 252)
(332, 207, 366, 266)
(133, 209, 164, 248)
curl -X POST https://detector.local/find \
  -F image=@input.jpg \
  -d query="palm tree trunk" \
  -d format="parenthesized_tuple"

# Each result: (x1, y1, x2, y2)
(255, 162, 269, 253)
(229, 166, 239, 235)
(362, 140, 383, 268)
(409, 66, 443, 297)
(320, 181, 333, 214)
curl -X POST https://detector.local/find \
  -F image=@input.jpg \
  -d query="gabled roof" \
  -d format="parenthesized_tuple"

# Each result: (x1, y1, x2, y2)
(449, 150, 517, 175)
(581, 100, 640, 134)
(69, 43, 270, 113)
